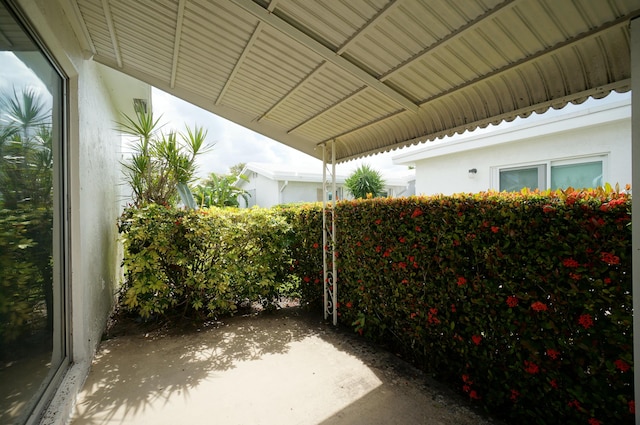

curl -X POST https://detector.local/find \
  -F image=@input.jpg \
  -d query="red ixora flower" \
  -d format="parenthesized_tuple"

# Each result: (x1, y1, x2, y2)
(411, 208, 423, 218)
(562, 258, 580, 268)
(546, 348, 560, 360)
(456, 276, 467, 286)
(524, 360, 539, 374)
(506, 296, 518, 308)
(469, 390, 480, 400)
(427, 308, 440, 325)
(531, 301, 548, 312)
(472, 335, 482, 346)
(509, 389, 520, 401)
(600, 251, 620, 265)
(491, 226, 500, 233)
(614, 359, 631, 372)
(578, 314, 594, 329)
(588, 418, 601, 425)
(312, 242, 319, 249)
(629, 400, 636, 414)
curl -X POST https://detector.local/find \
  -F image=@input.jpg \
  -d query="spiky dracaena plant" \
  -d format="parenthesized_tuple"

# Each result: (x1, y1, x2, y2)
(119, 110, 210, 207)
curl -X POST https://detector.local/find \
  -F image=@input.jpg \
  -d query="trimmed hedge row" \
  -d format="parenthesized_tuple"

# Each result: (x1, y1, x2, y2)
(118, 204, 298, 319)
(287, 189, 632, 425)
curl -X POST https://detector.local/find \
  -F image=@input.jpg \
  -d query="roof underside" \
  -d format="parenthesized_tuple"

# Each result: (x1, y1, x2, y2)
(64, 0, 640, 162)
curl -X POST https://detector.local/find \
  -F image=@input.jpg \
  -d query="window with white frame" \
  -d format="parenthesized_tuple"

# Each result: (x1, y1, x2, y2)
(499, 164, 546, 192)
(496, 156, 606, 192)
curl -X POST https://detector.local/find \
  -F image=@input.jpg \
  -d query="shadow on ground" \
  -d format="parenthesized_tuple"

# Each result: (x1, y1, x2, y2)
(72, 306, 499, 425)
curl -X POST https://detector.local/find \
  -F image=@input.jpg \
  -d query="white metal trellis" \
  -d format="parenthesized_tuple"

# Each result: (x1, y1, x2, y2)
(322, 141, 337, 325)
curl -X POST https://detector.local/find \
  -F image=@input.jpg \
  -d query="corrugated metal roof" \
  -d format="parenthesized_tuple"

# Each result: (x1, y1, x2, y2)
(65, 0, 640, 162)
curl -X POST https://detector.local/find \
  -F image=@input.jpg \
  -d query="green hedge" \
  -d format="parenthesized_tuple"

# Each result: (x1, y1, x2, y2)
(118, 204, 298, 319)
(288, 189, 632, 425)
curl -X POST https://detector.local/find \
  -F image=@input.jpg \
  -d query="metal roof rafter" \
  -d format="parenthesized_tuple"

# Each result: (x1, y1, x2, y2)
(230, 0, 419, 113)
(380, 0, 522, 82)
(169, 0, 186, 88)
(101, 0, 122, 68)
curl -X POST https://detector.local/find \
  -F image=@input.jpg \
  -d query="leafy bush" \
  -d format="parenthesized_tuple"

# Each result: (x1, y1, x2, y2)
(279, 203, 324, 305)
(290, 188, 632, 425)
(118, 204, 297, 319)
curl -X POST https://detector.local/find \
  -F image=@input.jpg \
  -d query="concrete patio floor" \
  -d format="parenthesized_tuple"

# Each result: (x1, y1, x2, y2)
(71, 307, 498, 425)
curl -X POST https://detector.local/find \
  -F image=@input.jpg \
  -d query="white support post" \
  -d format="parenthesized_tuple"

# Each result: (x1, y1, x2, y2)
(631, 16, 640, 425)
(331, 141, 337, 326)
(322, 141, 338, 325)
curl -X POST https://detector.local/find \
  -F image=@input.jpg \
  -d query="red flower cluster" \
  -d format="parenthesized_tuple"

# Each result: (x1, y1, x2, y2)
(509, 389, 520, 401)
(600, 197, 627, 211)
(524, 360, 539, 374)
(531, 301, 548, 312)
(562, 258, 580, 268)
(491, 226, 500, 233)
(600, 251, 620, 265)
(471, 335, 482, 345)
(546, 348, 560, 360)
(578, 314, 594, 329)
(630, 400, 636, 414)
(587, 418, 601, 425)
(411, 208, 423, 218)
(614, 358, 631, 372)
(427, 308, 440, 325)
(506, 296, 518, 308)
(456, 276, 467, 286)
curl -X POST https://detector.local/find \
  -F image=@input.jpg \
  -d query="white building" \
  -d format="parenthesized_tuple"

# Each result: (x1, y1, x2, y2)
(393, 94, 631, 196)
(237, 162, 414, 208)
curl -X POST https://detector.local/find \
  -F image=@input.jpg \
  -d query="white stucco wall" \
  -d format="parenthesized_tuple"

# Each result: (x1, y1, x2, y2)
(16, 1, 150, 423)
(395, 96, 631, 196)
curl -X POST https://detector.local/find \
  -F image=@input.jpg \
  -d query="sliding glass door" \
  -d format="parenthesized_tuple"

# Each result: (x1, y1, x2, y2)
(0, 2, 68, 423)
